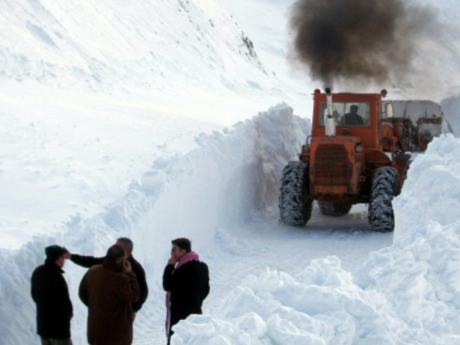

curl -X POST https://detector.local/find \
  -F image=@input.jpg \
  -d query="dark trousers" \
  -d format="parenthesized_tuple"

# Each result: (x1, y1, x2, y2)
(41, 338, 72, 345)
(166, 329, 174, 345)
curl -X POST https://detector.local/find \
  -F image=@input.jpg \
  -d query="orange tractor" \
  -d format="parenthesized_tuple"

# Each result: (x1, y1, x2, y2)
(279, 89, 451, 231)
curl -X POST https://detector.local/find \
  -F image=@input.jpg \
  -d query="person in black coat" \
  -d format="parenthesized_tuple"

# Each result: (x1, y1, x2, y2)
(163, 238, 210, 344)
(340, 105, 365, 126)
(70, 237, 148, 313)
(31, 245, 73, 345)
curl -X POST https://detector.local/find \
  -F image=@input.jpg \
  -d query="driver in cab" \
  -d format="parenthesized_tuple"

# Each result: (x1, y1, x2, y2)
(340, 105, 364, 125)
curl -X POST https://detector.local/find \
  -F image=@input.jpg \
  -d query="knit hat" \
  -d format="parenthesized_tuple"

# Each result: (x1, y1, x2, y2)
(45, 245, 69, 262)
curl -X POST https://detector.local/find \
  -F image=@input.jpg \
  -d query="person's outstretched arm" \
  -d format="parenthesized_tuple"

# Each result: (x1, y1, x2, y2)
(71, 254, 104, 268)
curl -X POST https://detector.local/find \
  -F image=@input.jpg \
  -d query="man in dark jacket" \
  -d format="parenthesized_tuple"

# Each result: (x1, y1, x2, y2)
(79, 244, 140, 345)
(31, 245, 73, 345)
(70, 237, 148, 312)
(340, 105, 364, 126)
(163, 238, 210, 344)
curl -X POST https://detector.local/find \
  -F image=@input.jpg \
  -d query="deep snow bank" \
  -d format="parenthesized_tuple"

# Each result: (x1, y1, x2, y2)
(358, 135, 460, 343)
(172, 135, 460, 345)
(0, 104, 308, 345)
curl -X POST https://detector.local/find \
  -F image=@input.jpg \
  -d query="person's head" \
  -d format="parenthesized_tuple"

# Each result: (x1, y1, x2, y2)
(45, 245, 70, 268)
(171, 238, 191, 261)
(350, 105, 359, 114)
(104, 244, 126, 272)
(116, 237, 133, 257)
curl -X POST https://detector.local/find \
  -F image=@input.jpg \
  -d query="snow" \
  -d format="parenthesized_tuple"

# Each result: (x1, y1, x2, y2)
(1, 1, 460, 345)
(0, 0, 308, 119)
(0, 85, 219, 248)
(0, 0, 312, 249)
(0, 0, 265, 91)
(359, 135, 460, 334)
(220, 0, 312, 112)
(0, 105, 299, 344)
(0, 105, 393, 345)
(172, 134, 460, 345)
(173, 257, 394, 345)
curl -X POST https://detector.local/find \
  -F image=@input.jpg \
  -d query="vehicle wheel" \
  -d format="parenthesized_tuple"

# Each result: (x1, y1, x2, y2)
(318, 201, 352, 217)
(368, 166, 400, 232)
(279, 161, 312, 226)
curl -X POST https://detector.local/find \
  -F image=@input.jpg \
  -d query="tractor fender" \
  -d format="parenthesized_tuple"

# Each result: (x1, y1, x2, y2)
(364, 149, 392, 167)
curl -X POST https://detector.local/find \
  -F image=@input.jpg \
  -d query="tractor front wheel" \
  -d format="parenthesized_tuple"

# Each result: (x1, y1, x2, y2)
(368, 166, 400, 232)
(279, 161, 312, 227)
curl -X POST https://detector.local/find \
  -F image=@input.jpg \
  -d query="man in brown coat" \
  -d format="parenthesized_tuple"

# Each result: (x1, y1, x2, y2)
(79, 245, 140, 345)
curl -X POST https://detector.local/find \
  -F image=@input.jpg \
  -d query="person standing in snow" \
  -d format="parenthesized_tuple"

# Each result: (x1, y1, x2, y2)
(79, 244, 140, 345)
(31, 245, 73, 345)
(163, 238, 210, 344)
(70, 237, 148, 313)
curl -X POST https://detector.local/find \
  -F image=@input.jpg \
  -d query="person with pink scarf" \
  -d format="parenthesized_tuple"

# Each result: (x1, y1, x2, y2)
(163, 238, 210, 345)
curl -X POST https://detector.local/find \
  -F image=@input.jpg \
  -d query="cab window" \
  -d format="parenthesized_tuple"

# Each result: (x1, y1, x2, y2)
(320, 102, 371, 127)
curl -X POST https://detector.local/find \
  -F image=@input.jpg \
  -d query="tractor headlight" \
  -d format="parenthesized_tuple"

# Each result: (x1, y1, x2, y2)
(355, 144, 364, 153)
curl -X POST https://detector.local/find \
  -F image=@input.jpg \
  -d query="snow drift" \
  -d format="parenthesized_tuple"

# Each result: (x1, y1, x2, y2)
(358, 135, 460, 343)
(0, 104, 309, 345)
(172, 134, 460, 345)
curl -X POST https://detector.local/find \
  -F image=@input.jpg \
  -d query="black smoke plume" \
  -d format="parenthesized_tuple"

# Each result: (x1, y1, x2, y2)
(289, 0, 434, 87)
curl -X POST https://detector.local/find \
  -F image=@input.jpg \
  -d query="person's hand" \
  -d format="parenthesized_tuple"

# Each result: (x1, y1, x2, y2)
(168, 256, 177, 266)
(63, 252, 72, 260)
(123, 259, 132, 273)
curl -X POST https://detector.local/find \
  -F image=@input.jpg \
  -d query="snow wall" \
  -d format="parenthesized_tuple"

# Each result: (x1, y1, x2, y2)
(172, 135, 460, 345)
(0, 104, 309, 345)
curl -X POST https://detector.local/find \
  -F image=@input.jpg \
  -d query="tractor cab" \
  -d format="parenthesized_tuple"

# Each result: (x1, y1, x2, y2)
(311, 89, 383, 149)
(304, 89, 387, 200)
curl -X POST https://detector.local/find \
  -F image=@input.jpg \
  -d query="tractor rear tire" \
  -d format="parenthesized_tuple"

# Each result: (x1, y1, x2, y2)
(279, 161, 312, 227)
(318, 201, 352, 217)
(368, 166, 400, 232)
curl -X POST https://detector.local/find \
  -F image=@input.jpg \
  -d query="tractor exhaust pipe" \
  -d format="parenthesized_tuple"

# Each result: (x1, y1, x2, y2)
(325, 88, 336, 136)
